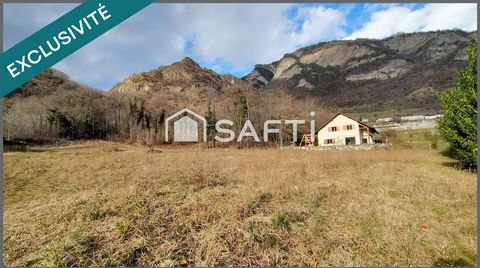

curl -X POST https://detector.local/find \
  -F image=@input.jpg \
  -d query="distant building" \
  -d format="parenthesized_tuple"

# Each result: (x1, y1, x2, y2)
(376, 117, 393, 123)
(424, 115, 443, 120)
(317, 113, 378, 146)
(400, 115, 425, 122)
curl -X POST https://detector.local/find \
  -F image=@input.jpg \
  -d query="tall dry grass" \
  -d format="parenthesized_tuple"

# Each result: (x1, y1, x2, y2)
(3, 141, 477, 266)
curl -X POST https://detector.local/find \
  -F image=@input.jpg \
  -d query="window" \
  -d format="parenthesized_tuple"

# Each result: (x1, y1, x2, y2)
(328, 126, 338, 132)
(324, 139, 335, 144)
(343, 124, 353, 130)
(345, 137, 356, 145)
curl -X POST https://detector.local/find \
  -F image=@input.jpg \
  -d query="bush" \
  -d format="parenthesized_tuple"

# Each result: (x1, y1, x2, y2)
(438, 43, 477, 169)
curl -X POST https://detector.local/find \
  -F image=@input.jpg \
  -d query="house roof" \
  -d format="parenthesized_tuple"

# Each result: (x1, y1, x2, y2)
(315, 113, 378, 134)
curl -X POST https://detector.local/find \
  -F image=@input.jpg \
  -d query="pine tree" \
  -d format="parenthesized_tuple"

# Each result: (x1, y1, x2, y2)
(438, 42, 477, 169)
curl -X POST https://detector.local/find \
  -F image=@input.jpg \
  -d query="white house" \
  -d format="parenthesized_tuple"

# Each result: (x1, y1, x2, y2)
(317, 113, 378, 146)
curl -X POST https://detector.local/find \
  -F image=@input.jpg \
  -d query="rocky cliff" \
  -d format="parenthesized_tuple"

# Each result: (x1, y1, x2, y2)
(243, 30, 476, 113)
(111, 57, 250, 111)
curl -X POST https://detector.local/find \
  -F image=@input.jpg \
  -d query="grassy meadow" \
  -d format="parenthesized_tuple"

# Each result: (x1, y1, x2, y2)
(3, 134, 477, 266)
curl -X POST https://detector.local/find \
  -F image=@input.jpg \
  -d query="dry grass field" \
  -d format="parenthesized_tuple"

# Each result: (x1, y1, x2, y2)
(3, 140, 477, 266)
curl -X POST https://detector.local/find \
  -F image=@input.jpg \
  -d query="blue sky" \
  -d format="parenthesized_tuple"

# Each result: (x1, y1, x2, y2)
(3, 3, 477, 90)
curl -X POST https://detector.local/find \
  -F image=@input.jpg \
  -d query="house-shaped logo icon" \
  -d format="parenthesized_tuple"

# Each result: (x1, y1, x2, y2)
(165, 108, 207, 142)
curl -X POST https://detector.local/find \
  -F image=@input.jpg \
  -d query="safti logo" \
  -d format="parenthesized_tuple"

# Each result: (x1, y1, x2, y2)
(165, 108, 316, 143)
(165, 108, 207, 142)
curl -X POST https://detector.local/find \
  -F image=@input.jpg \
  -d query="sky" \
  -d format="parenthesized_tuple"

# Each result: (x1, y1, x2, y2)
(3, 3, 478, 90)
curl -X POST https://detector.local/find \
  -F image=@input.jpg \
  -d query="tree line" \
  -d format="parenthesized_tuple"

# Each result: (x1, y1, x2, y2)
(4, 83, 332, 147)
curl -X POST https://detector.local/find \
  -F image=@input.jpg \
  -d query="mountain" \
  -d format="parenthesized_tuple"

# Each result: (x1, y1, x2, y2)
(243, 30, 476, 114)
(6, 69, 96, 98)
(111, 57, 251, 111)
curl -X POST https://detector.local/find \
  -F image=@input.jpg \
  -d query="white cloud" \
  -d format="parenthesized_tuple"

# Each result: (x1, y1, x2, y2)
(347, 3, 477, 40)
(154, 4, 346, 71)
(291, 6, 346, 44)
(422, 4, 477, 31)
(3, 4, 77, 49)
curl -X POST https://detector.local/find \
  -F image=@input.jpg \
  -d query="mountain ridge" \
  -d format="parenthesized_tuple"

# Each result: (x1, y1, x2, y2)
(242, 30, 476, 113)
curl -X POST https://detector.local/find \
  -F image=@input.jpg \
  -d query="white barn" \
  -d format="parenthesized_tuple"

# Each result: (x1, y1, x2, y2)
(317, 113, 378, 146)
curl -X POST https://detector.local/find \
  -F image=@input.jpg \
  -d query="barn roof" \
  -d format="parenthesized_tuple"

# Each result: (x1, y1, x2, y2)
(315, 113, 378, 134)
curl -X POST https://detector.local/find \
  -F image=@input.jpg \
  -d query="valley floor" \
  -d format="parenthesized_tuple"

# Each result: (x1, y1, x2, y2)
(3, 141, 477, 266)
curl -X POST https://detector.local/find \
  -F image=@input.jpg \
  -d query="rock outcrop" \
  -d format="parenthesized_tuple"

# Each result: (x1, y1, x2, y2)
(111, 57, 252, 111)
(243, 30, 476, 113)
